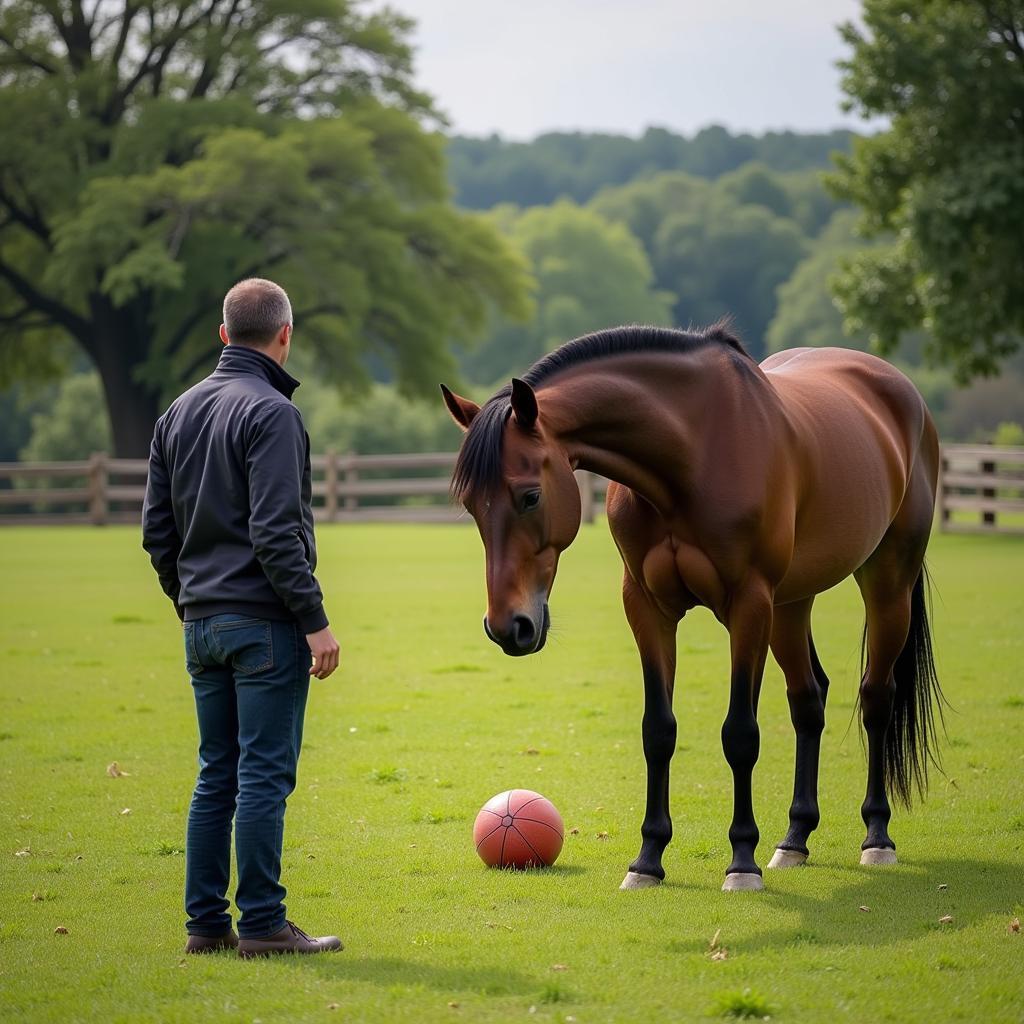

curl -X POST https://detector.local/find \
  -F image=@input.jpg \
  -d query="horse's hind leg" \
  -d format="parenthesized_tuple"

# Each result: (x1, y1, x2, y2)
(855, 575, 913, 864)
(620, 573, 679, 890)
(767, 599, 827, 869)
(855, 454, 936, 865)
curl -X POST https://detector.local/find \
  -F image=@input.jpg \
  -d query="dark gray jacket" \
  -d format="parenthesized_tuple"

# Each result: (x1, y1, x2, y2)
(142, 344, 328, 634)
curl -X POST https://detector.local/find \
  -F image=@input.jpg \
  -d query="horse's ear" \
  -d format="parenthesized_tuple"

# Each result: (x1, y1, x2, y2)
(440, 384, 480, 431)
(510, 378, 538, 430)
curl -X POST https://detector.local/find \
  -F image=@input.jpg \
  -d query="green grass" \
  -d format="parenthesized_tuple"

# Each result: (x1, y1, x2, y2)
(1, 525, 1022, 1023)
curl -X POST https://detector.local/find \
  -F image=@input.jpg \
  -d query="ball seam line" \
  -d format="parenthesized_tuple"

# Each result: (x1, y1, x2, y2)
(509, 794, 545, 816)
(498, 823, 509, 867)
(475, 821, 505, 852)
(511, 815, 562, 837)
(511, 823, 545, 866)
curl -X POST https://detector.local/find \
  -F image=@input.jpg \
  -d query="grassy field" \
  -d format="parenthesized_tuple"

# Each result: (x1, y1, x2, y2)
(1, 524, 1022, 1023)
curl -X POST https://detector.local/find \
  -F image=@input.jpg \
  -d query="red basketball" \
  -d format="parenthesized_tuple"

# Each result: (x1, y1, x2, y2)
(473, 789, 564, 869)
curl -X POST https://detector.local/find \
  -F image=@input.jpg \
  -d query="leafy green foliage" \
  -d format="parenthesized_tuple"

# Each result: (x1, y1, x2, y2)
(18, 373, 111, 462)
(460, 202, 673, 385)
(0, 1, 531, 454)
(294, 374, 460, 455)
(653, 201, 806, 357)
(993, 422, 1024, 447)
(829, 0, 1024, 380)
(448, 126, 854, 209)
(766, 210, 874, 353)
(592, 173, 807, 357)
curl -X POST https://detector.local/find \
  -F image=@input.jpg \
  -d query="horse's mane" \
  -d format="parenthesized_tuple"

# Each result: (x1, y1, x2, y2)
(451, 322, 749, 500)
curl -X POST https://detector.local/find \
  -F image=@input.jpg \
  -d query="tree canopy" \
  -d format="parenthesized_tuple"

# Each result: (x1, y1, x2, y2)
(0, 0, 530, 455)
(829, 0, 1024, 380)
(590, 173, 812, 357)
(448, 126, 854, 209)
(766, 210, 872, 354)
(459, 202, 673, 385)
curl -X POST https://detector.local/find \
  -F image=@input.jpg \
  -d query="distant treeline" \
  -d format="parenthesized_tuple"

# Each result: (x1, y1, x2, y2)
(4, 125, 1019, 464)
(447, 125, 855, 209)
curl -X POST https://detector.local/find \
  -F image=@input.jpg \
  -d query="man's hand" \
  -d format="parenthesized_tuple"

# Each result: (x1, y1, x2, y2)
(306, 627, 340, 679)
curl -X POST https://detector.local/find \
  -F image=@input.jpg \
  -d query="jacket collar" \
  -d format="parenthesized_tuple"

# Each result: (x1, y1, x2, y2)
(215, 344, 301, 400)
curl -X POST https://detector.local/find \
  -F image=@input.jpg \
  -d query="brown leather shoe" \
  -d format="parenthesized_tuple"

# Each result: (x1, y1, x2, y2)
(238, 921, 343, 959)
(185, 930, 239, 954)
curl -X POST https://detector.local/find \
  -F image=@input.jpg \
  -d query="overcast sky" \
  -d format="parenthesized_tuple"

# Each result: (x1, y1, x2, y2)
(411, 0, 876, 139)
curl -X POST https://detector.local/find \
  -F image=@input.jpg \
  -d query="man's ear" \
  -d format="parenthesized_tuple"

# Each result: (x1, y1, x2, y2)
(219, 323, 230, 346)
(440, 384, 481, 431)
(510, 377, 538, 430)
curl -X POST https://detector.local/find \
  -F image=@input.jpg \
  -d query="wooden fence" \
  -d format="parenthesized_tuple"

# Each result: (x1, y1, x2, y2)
(0, 444, 1021, 532)
(938, 445, 1024, 535)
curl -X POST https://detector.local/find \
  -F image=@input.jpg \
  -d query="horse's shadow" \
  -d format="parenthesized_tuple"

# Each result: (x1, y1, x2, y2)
(735, 855, 1022, 953)
(253, 857, 1017, 992)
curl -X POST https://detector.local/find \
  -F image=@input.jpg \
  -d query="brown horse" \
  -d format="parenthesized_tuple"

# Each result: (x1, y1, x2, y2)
(441, 324, 945, 891)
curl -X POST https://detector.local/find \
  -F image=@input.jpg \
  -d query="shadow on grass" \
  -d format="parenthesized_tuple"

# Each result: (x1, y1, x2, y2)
(743, 856, 1023, 951)
(277, 952, 539, 996)
(540, 863, 589, 876)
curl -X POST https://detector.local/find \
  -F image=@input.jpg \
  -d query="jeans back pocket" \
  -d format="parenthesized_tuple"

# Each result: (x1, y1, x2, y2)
(211, 617, 274, 675)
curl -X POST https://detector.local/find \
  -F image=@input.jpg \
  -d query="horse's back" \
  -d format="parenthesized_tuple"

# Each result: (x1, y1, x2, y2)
(763, 346, 932, 471)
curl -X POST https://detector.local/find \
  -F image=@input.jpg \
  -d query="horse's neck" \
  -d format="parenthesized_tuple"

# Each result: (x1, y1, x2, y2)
(537, 351, 751, 515)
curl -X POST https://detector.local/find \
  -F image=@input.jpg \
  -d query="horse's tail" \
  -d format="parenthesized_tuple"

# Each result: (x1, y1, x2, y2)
(885, 564, 946, 807)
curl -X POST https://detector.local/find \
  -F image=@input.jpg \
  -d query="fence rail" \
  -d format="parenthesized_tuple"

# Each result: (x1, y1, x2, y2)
(0, 445, 1021, 532)
(938, 445, 1024, 534)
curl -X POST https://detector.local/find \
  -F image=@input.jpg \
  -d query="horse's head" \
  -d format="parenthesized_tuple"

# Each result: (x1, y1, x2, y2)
(442, 378, 582, 656)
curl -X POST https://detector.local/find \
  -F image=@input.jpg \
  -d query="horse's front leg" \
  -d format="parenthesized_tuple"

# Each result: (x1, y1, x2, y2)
(721, 578, 773, 891)
(620, 574, 679, 890)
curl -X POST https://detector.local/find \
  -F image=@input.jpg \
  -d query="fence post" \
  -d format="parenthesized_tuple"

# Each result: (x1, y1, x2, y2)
(577, 470, 595, 525)
(344, 450, 358, 512)
(324, 449, 339, 522)
(981, 457, 996, 528)
(936, 448, 948, 531)
(88, 451, 109, 526)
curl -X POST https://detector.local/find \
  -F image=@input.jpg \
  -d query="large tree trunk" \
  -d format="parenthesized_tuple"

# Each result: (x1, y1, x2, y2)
(93, 344, 162, 457)
(89, 297, 162, 458)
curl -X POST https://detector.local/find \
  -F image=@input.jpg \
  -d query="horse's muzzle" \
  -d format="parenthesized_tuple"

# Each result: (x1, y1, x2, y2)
(483, 604, 550, 657)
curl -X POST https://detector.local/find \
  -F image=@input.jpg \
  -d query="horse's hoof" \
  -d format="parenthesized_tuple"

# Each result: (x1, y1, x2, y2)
(721, 872, 764, 892)
(767, 847, 808, 869)
(860, 847, 898, 866)
(620, 871, 661, 890)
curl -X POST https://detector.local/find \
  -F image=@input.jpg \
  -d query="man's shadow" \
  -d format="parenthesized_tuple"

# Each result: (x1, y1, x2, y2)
(278, 951, 539, 996)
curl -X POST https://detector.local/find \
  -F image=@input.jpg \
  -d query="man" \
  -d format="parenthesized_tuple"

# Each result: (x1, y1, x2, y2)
(142, 278, 342, 958)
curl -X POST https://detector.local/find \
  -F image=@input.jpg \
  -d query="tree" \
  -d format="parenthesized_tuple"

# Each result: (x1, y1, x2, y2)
(460, 202, 674, 385)
(446, 127, 855, 210)
(715, 163, 794, 221)
(766, 210, 873, 353)
(829, 0, 1024, 380)
(593, 174, 806, 357)
(993, 421, 1024, 446)
(297, 380, 459, 456)
(652, 200, 806, 357)
(0, 1, 530, 455)
(19, 373, 111, 462)
(590, 172, 714, 255)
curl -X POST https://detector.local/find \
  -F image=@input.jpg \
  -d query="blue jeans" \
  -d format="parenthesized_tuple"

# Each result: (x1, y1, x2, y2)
(183, 614, 311, 938)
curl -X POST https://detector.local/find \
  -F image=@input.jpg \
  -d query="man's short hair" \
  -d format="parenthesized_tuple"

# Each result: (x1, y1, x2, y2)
(222, 278, 293, 347)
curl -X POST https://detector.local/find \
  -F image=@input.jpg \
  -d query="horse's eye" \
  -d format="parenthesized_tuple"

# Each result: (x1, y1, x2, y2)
(521, 490, 541, 513)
